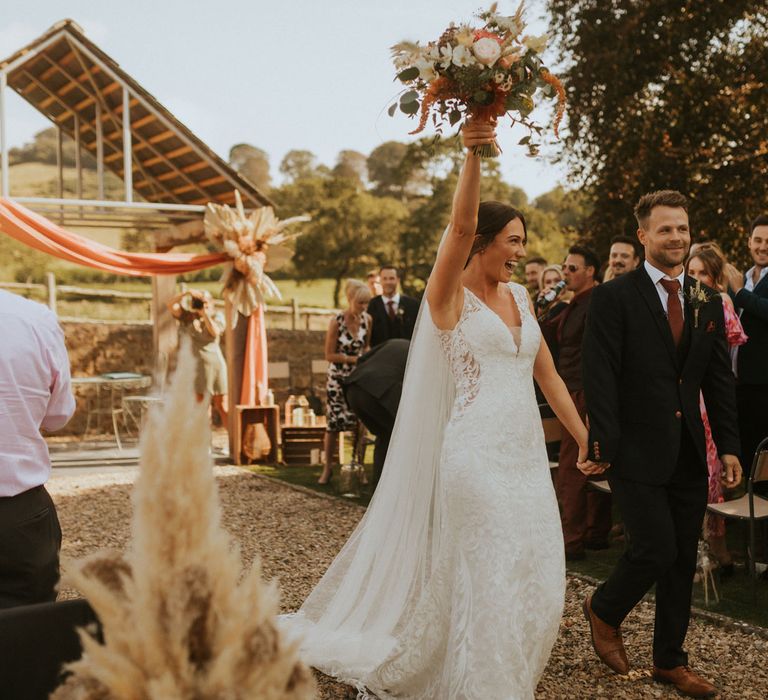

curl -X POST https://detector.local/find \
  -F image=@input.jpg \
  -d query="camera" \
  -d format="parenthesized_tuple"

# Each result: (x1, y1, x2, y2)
(190, 296, 204, 310)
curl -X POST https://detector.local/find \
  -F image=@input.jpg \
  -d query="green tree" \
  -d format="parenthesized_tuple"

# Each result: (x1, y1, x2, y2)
(279, 150, 324, 183)
(229, 144, 271, 192)
(548, 1, 768, 265)
(8, 127, 96, 168)
(332, 150, 368, 186)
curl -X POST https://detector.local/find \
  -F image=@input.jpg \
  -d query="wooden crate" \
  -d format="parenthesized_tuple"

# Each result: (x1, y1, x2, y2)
(281, 426, 342, 465)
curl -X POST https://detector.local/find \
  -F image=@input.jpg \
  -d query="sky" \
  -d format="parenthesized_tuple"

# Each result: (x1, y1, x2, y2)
(0, 0, 569, 199)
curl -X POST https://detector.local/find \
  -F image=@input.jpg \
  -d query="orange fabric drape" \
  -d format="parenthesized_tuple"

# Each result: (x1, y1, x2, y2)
(0, 197, 228, 275)
(0, 197, 267, 408)
(239, 304, 268, 406)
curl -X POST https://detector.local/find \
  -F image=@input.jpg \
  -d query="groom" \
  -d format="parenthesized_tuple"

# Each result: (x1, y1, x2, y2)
(581, 190, 742, 698)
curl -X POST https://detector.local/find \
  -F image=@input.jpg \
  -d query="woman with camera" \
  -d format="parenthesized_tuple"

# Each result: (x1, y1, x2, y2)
(168, 289, 228, 427)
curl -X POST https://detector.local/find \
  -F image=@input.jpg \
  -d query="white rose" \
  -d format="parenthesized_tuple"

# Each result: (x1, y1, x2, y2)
(452, 44, 476, 68)
(472, 37, 502, 66)
(523, 33, 548, 54)
(415, 58, 437, 81)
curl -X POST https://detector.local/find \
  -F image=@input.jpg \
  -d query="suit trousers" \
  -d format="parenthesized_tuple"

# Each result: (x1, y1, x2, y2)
(555, 389, 612, 554)
(590, 427, 707, 669)
(0, 485, 62, 609)
(344, 384, 395, 488)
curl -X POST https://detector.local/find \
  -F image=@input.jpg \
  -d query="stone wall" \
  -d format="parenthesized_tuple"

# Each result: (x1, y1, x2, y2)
(60, 321, 327, 435)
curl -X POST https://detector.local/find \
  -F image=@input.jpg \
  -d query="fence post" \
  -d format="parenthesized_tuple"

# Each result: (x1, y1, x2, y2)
(291, 298, 299, 331)
(45, 272, 57, 314)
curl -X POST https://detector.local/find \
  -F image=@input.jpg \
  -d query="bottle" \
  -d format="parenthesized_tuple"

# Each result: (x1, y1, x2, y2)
(284, 395, 296, 425)
(265, 389, 275, 407)
(536, 279, 567, 310)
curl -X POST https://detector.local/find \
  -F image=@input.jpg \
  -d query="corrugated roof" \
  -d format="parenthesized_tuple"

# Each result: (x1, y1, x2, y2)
(0, 19, 273, 210)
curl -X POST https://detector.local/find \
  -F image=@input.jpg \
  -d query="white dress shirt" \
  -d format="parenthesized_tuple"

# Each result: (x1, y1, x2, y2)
(382, 293, 401, 314)
(644, 260, 686, 318)
(745, 265, 768, 292)
(0, 290, 75, 496)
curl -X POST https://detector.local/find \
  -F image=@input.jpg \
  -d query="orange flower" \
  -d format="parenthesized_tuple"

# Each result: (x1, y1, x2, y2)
(540, 69, 566, 138)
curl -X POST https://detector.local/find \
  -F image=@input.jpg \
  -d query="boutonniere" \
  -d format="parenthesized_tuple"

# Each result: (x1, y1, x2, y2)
(687, 279, 711, 329)
(396, 306, 406, 321)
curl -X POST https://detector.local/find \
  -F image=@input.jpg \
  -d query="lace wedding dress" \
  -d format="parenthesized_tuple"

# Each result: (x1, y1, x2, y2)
(284, 282, 565, 699)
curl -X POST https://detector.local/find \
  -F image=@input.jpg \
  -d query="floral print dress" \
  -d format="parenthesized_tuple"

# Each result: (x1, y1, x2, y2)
(701, 297, 748, 538)
(326, 312, 369, 432)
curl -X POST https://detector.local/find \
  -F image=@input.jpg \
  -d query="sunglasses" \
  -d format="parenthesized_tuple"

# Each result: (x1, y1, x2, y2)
(563, 264, 583, 273)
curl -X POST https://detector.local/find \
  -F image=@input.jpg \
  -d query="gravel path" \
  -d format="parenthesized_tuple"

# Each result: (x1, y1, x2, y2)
(51, 468, 768, 699)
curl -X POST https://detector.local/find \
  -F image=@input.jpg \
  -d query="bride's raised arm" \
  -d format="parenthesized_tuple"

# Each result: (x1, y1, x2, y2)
(426, 119, 497, 330)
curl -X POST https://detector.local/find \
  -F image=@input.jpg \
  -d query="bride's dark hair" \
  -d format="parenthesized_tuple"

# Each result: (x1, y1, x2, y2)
(466, 201, 528, 267)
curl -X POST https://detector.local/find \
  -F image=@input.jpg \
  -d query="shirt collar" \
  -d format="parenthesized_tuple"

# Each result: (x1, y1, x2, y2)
(746, 265, 768, 282)
(383, 293, 400, 305)
(644, 260, 685, 289)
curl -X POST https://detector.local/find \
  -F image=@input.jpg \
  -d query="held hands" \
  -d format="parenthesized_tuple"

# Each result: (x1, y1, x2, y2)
(720, 454, 743, 488)
(576, 444, 609, 476)
(461, 118, 497, 152)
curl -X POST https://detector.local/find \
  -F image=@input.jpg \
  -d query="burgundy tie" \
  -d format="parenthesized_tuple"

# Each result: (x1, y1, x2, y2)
(659, 279, 683, 347)
(386, 300, 396, 321)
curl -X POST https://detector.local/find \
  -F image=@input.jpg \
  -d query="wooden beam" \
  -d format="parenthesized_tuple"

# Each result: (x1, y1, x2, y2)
(198, 174, 226, 187)
(148, 130, 174, 145)
(181, 161, 210, 174)
(171, 183, 196, 195)
(131, 113, 156, 129)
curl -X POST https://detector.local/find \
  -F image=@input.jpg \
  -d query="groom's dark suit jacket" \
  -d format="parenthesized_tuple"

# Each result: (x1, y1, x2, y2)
(733, 271, 768, 385)
(367, 295, 420, 348)
(582, 267, 740, 485)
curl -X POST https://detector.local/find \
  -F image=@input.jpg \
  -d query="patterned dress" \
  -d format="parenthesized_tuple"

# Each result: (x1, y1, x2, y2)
(326, 312, 369, 432)
(701, 297, 748, 538)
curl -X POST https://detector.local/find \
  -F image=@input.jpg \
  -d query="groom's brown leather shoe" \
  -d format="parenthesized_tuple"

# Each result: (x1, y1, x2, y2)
(652, 666, 717, 698)
(582, 594, 629, 675)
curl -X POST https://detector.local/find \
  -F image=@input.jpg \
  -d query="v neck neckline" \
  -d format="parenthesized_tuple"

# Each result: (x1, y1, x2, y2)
(464, 285, 524, 352)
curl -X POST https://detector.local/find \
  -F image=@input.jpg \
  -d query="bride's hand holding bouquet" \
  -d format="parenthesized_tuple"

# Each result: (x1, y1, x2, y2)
(390, 1, 565, 157)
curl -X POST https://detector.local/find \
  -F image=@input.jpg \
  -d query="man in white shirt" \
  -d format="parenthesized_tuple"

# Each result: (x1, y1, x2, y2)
(0, 289, 75, 608)
(726, 214, 768, 473)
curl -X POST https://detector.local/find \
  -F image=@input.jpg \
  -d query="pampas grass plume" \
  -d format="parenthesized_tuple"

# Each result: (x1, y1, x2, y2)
(52, 343, 315, 699)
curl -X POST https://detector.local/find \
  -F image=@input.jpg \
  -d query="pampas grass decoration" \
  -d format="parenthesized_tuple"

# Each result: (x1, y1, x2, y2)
(52, 344, 315, 700)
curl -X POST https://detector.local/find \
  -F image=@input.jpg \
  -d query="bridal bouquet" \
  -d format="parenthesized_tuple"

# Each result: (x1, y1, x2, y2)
(389, 1, 565, 157)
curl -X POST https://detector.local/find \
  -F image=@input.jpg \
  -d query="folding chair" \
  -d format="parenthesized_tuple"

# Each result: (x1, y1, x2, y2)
(706, 437, 768, 600)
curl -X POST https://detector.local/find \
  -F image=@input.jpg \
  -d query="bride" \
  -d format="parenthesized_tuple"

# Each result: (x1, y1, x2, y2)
(283, 119, 592, 699)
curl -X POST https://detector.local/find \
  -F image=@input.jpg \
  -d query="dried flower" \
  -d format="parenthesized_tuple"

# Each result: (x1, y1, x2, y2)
(51, 346, 315, 700)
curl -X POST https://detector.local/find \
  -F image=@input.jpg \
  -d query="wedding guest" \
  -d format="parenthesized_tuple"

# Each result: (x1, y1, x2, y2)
(687, 246, 747, 573)
(727, 215, 768, 476)
(608, 235, 642, 279)
(555, 246, 611, 560)
(366, 270, 383, 298)
(0, 290, 74, 608)
(367, 265, 419, 347)
(524, 256, 548, 297)
(168, 289, 228, 427)
(535, 264, 570, 357)
(319, 280, 372, 485)
(344, 339, 409, 489)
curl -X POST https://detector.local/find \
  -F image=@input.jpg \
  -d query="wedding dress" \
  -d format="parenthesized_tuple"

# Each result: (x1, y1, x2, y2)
(283, 282, 565, 699)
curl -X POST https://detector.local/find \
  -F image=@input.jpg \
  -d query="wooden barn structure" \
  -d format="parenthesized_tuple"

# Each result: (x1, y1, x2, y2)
(0, 18, 272, 369)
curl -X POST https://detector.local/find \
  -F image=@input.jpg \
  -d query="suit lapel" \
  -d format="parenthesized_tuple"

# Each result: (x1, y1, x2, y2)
(634, 267, 678, 366)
